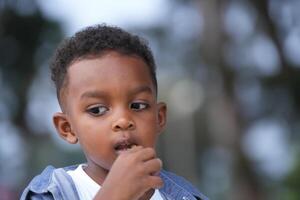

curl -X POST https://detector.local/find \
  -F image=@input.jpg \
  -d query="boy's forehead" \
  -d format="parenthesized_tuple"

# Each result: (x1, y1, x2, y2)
(62, 52, 156, 101)
(67, 51, 151, 82)
(69, 51, 150, 77)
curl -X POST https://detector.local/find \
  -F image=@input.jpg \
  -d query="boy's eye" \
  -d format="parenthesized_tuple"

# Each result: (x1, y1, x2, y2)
(130, 102, 149, 111)
(87, 105, 108, 116)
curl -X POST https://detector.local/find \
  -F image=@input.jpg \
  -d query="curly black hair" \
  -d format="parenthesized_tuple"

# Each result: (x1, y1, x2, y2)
(50, 24, 157, 107)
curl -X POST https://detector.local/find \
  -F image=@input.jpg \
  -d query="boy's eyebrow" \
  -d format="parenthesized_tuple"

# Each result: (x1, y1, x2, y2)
(130, 85, 153, 96)
(80, 90, 107, 100)
(80, 86, 153, 100)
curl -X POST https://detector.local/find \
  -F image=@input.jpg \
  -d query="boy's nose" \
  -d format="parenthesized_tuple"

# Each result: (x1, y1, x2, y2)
(112, 117, 135, 131)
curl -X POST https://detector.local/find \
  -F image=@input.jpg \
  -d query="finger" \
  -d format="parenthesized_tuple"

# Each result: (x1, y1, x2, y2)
(135, 147, 156, 161)
(147, 176, 164, 189)
(143, 158, 162, 175)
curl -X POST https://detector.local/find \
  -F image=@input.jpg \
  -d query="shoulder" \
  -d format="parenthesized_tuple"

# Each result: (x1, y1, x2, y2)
(20, 166, 56, 200)
(20, 165, 79, 200)
(159, 170, 209, 200)
(25, 166, 56, 193)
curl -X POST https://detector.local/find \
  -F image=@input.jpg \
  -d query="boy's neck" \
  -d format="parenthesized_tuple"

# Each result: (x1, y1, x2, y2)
(83, 162, 108, 186)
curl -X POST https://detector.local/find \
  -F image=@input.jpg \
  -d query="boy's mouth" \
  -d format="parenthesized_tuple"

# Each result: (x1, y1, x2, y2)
(114, 140, 136, 154)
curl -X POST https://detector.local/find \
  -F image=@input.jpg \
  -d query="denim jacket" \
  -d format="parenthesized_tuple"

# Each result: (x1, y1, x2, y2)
(20, 165, 209, 200)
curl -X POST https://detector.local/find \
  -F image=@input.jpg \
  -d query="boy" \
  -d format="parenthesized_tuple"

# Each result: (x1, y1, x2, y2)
(21, 24, 208, 200)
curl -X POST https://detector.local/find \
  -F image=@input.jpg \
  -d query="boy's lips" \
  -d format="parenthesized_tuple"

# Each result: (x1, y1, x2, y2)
(114, 140, 137, 154)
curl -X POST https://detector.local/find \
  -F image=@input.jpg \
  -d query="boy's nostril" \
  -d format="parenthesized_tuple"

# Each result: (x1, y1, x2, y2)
(113, 119, 135, 131)
(115, 125, 121, 129)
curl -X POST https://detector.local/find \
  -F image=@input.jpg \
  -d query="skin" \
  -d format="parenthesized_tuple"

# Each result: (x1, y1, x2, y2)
(53, 51, 167, 200)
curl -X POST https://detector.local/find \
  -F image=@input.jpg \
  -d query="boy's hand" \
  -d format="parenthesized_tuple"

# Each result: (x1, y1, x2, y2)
(94, 146, 163, 200)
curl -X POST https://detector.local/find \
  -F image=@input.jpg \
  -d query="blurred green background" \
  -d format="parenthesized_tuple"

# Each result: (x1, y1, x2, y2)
(0, 0, 300, 199)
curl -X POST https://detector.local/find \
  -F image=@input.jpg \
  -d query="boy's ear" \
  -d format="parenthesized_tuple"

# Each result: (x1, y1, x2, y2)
(53, 112, 78, 144)
(157, 102, 167, 134)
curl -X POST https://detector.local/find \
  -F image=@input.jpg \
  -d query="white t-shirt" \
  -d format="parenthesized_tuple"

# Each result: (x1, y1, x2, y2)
(67, 164, 164, 200)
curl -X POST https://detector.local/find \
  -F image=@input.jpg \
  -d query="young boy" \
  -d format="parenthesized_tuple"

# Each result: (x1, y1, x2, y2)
(21, 24, 208, 200)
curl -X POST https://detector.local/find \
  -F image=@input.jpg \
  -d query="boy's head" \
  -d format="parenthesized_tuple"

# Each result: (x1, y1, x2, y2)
(51, 24, 157, 109)
(50, 25, 166, 174)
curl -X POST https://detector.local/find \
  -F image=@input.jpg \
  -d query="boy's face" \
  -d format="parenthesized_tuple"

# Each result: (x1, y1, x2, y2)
(54, 51, 166, 175)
